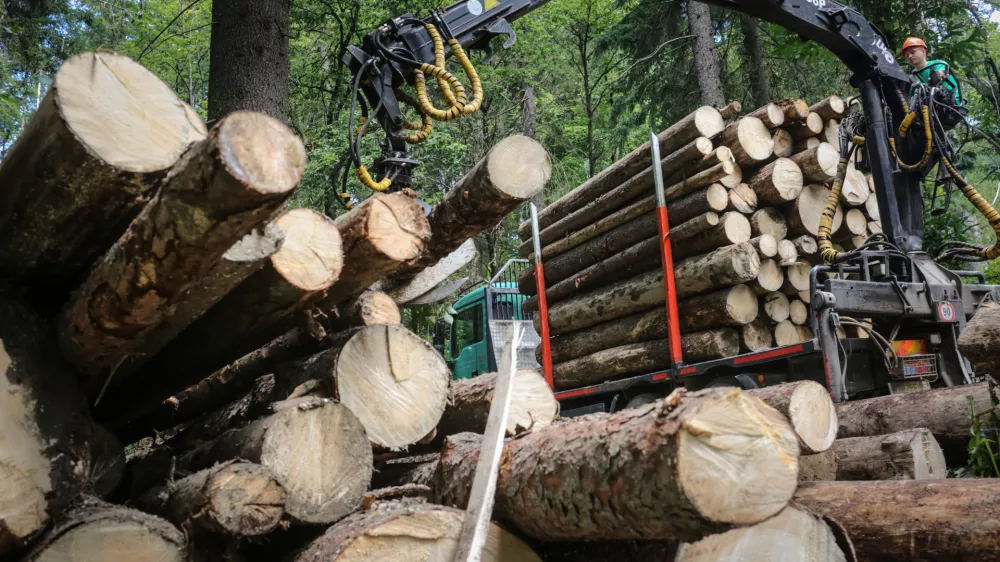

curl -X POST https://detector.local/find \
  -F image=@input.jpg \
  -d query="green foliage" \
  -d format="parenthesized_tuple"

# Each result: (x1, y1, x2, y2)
(966, 382, 1000, 478)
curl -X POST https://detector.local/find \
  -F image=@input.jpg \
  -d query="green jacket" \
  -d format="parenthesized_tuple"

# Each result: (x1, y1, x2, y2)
(911, 59, 961, 105)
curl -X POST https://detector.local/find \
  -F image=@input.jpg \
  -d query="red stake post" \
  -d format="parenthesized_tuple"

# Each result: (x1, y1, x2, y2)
(650, 133, 684, 366)
(529, 203, 555, 389)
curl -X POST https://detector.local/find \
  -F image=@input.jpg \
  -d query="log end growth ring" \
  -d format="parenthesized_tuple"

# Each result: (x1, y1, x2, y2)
(206, 462, 286, 536)
(737, 117, 774, 162)
(367, 193, 432, 262)
(509, 369, 560, 434)
(30, 513, 186, 562)
(271, 209, 344, 292)
(55, 51, 195, 172)
(787, 381, 838, 454)
(677, 389, 799, 525)
(216, 111, 306, 195)
(488, 135, 552, 199)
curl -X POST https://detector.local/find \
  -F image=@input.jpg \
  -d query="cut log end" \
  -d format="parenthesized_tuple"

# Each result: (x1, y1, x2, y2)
(772, 128, 794, 158)
(695, 106, 727, 139)
(508, 369, 560, 434)
(736, 117, 774, 163)
(756, 259, 784, 293)
(751, 235, 778, 258)
(204, 463, 285, 536)
(789, 299, 808, 325)
(271, 209, 344, 292)
(782, 381, 837, 454)
(729, 183, 758, 214)
(763, 292, 790, 323)
(751, 208, 788, 241)
(366, 193, 433, 262)
(217, 110, 306, 193)
(0, 459, 48, 547)
(27, 505, 186, 562)
(487, 135, 552, 199)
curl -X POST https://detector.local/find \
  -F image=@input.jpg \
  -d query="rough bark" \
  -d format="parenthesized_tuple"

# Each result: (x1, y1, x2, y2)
(747, 381, 837, 454)
(436, 370, 558, 439)
(830, 429, 947, 481)
(750, 235, 778, 258)
(137, 461, 285, 536)
(958, 301, 1000, 376)
(675, 505, 851, 562)
(21, 498, 186, 562)
(729, 183, 758, 214)
(798, 449, 838, 481)
(810, 96, 846, 121)
(432, 388, 799, 541)
(741, 318, 774, 352)
(790, 143, 838, 183)
(748, 103, 785, 129)
(518, 108, 724, 239)
(753, 259, 785, 294)
(794, 136, 822, 153)
(58, 111, 303, 394)
(748, 158, 804, 205)
(784, 184, 844, 237)
(535, 243, 760, 335)
(208, 0, 290, 122)
(678, 284, 759, 332)
(720, 117, 774, 166)
(762, 291, 791, 323)
(673, 212, 751, 260)
(664, 183, 731, 226)
(0, 52, 199, 301)
(325, 291, 401, 333)
(739, 16, 771, 108)
(179, 399, 372, 524)
(795, 480, 1000, 561)
(750, 208, 789, 240)
(785, 112, 824, 140)
(0, 300, 125, 555)
(687, 1, 726, 107)
(292, 501, 542, 562)
(166, 373, 280, 452)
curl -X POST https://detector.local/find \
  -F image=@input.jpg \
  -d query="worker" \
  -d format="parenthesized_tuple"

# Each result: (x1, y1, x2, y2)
(900, 37, 965, 129)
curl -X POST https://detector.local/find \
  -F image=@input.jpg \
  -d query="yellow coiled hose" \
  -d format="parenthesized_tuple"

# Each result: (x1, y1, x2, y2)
(817, 154, 853, 264)
(940, 155, 1000, 260)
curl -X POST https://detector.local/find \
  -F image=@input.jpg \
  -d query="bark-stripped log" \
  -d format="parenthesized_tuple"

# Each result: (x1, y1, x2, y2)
(720, 117, 774, 166)
(785, 185, 844, 237)
(432, 388, 799, 541)
(789, 143, 838, 183)
(729, 183, 758, 214)
(750, 208, 788, 240)
(750, 234, 779, 258)
(762, 292, 791, 323)
(382, 239, 477, 306)
(137, 461, 285, 536)
(753, 259, 785, 294)
(785, 112, 824, 141)
(325, 291, 401, 333)
(748, 158, 803, 205)
(180, 399, 372, 524)
(748, 103, 786, 129)
(518, 107, 725, 238)
(293, 501, 542, 562)
(675, 505, 852, 562)
(830, 428, 947, 481)
(747, 381, 837, 454)
(0, 300, 125, 555)
(0, 51, 202, 298)
(958, 300, 1000, 376)
(795, 480, 1000, 562)
(58, 111, 303, 394)
(536, 243, 760, 335)
(810, 96, 846, 121)
(21, 499, 186, 562)
(436, 370, 558, 439)
(742, 318, 774, 352)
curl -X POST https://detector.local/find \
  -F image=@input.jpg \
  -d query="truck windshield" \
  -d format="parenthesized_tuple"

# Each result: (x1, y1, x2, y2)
(451, 304, 483, 356)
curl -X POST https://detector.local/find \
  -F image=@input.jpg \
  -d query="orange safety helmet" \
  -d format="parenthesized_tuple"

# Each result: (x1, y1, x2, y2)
(900, 37, 928, 55)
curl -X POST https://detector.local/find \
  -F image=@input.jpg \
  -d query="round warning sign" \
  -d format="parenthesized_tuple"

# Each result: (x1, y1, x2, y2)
(938, 301, 956, 322)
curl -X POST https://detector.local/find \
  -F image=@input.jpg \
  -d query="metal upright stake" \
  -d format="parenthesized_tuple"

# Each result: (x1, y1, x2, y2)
(651, 133, 684, 367)
(530, 203, 555, 389)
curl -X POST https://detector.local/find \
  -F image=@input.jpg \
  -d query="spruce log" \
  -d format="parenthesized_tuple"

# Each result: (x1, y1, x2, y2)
(326, 291, 401, 333)
(392, 135, 548, 282)
(777, 239, 799, 265)
(729, 183, 758, 214)
(180, 399, 372, 524)
(674, 212, 751, 259)
(321, 191, 431, 304)
(57, 111, 303, 392)
(665, 183, 730, 225)
(553, 333, 739, 388)
(810, 96, 846, 121)
(774, 320, 800, 346)
(799, 449, 838, 481)
(789, 299, 809, 325)
(785, 184, 844, 237)
(795, 480, 1000, 561)
(840, 208, 868, 237)
(370, 454, 440, 490)
(868, 220, 882, 234)
(719, 100, 743, 119)
(383, 239, 477, 305)
(771, 128, 794, 158)
(21, 499, 186, 562)
(675, 505, 852, 562)
(741, 318, 774, 352)
(536, 243, 760, 335)
(436, 370, 558, 439)
(519, 107, 724, 238)
(785, 113, 824, 141)
(0, 51, 201, 297)
(762, 292, 790, 323)
(747, 381, 837, 454)
(0, 300, 126, 554)
(823, 119, 840, 146)
(834, 382, 997, 464)
(719, 164, 743, 188)
(720, 117, 774, 166)
(518, 138, 715, 257)
(750, 234, 778, 258)
(663, 146, 735, 186)
(748, 103, 786, 129)
(750, 208, 788, 240)
(754, 259, 785, 294)
(799, 290, 812, 304)
(293, 501, 542, 562)
(865, 190, 881, 221)
(679, 284, 759, 332)
(958, 301, 1000, 376)
(778, 98, 811, 121)
(521, 214, 721, 311)
(841, 169, 871, 207)
(748, 158, 803, 205)
(167, 374, 280, 452)
(96, 208, 343, 423)
(783, 261, 812, 295)
(790, 143, 838, 183)
(792, 235, 819, 258)
(830, 428, 947, 481)
(793, 137, 821, 153)
(432, 388, 799, 541)
(137, 461, 285, 536)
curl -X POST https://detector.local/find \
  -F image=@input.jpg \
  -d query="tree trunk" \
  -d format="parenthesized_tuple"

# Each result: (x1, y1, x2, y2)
(0, 52, 199, 300)
(519, 108, 724, 238)
(748, 158, 804, 205)
(750, 234, 778, 258)
(396, 136, 549, 282)
(794, 480, 1000, 561)
(536, 243, 760, 335)
(664, 183, 731, 225)
(829, 428, 947, 481)
(834, 382, 997, 465)
(720, 117, 774, 166)
(436, 370, 558, 440)
(784, 184, 844, 237)
(785, 113, 824, 140)
(753, 259, 785, 294)
(0, 300, 125, 555)
(319, 192, 430, 305)
(789, 299, 809, 325)
(687, 1, 726, 107)
(432, 388, 799, 541)
(958, 301, 1000, 376)
(21, 498, 186, 562)
(748, 103, 785, 129)
(739, 15, 770, 107)
(137, 461, 285, 536)
(208, 0, 290, 122)
(729, 183, 758, 214)
(810, 96, 846, 121)
(180, 399, 372, 524)
(762, 291, 790, 323)
(747, 381, 837, 454)
(325, 291, 401, 333)
(293, 501, 542, 561)
(678, 284, 759, 332)
(774, 320, 801, 346)
(741, 318, 774, 352)
(838, 208, 868, 238)
(750, 208, 789, 240)
(673, 212, 751, 260)
(58, 111, 303, 395)
(790, 143, 838, 183)
(96, 208, 343, 425)
(675, 505, 851, 562)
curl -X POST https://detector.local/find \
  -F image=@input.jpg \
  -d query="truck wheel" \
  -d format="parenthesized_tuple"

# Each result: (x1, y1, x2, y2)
(624, 393, 664, 409)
